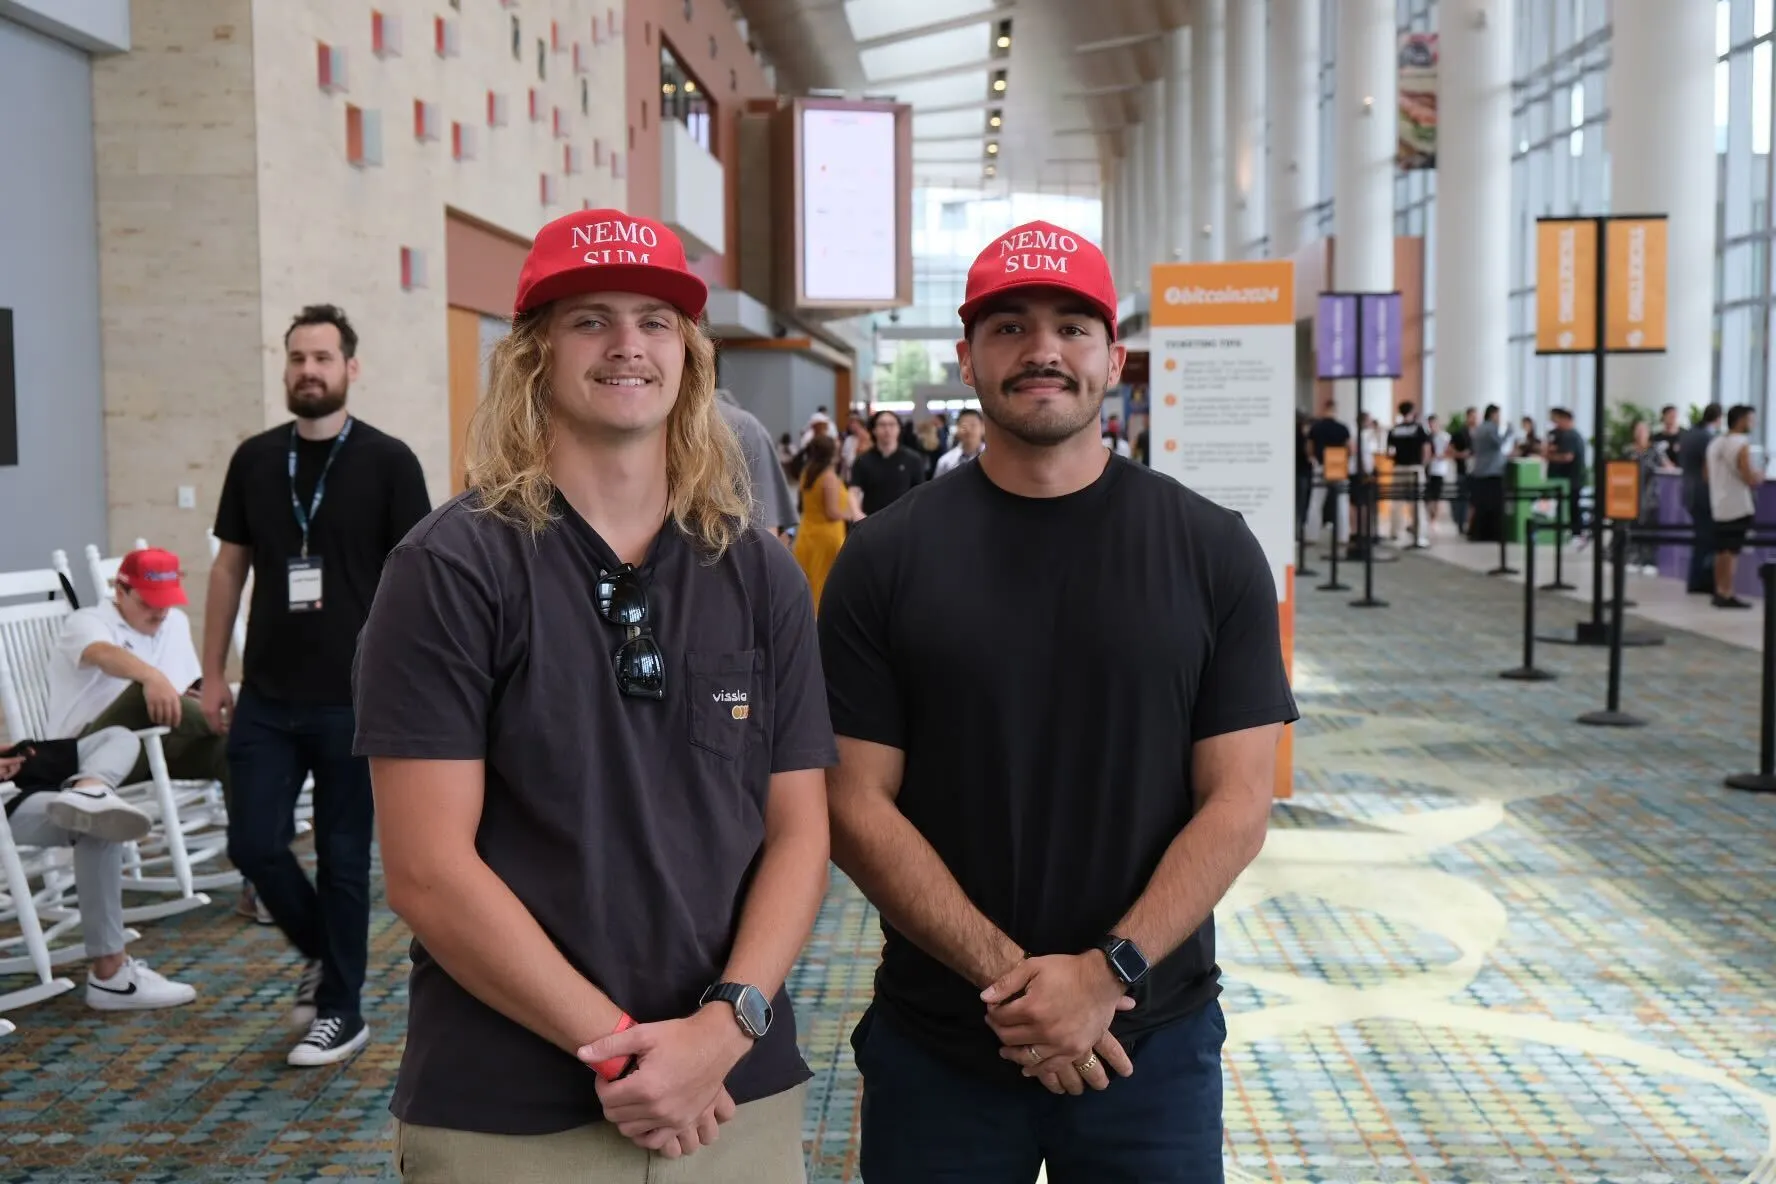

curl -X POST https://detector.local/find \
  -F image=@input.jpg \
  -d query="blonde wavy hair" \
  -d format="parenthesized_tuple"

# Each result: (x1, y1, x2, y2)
(464, 304, 752, 557)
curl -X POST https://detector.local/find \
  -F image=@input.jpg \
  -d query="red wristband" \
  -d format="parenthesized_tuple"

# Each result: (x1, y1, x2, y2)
(589, 1012, 637, 1081)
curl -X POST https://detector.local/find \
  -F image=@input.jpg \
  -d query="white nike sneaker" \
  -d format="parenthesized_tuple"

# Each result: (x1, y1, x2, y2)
(46, 785, 152, 843)
(86, 957, 198, 1011)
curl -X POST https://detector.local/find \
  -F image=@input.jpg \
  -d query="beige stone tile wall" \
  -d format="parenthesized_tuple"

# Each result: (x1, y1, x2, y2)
(92, 0, 627, 634)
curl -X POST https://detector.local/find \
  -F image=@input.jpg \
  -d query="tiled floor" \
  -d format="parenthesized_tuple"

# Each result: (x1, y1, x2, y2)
(3, 549, 1775, 1182)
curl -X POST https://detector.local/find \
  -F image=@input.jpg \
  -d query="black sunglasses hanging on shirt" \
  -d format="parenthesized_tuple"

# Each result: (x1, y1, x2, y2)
(596, 564, 666, 700)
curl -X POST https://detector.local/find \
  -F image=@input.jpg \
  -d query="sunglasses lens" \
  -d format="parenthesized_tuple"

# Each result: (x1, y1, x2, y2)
(596, 569, 648, 627)
(615, 635, 666, 699)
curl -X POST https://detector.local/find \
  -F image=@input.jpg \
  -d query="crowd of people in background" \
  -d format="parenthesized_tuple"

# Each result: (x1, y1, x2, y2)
(1296, 395, 1769, 611)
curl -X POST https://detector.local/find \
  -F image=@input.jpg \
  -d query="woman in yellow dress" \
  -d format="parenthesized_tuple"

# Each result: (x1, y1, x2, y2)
(793, 433, 852, 613)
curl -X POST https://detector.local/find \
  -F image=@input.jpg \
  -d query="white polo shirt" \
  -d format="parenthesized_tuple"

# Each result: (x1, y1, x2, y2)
(46, 600, 202, 739)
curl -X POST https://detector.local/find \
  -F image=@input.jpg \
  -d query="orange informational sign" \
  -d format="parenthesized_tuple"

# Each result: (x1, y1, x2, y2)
(1604, 460, 1641, 521)
(1150, 260, 1295, 327)
(1535, 218, 1599, 354)
(1605, 217, 1668, 352)
(1323, 445, 1350, 482)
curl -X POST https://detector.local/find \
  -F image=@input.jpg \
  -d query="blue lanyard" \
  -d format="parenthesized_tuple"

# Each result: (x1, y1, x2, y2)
(289, 417, 353, 558)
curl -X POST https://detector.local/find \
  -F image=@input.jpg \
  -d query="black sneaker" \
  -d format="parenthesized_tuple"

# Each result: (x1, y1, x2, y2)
(287, 1013, 369, 1067)
(1713, 595, 1754, 609)
(291, 959, 323, 1029)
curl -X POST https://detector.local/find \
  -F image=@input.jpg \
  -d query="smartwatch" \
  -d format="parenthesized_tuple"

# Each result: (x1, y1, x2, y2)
(1096, 935, 1151, 988)
(700, 982, 773, 1039)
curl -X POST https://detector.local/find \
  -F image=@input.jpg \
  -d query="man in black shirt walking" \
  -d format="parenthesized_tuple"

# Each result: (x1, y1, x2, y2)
(1546, 407, 1589, 541)
(1386, 401, 1432, 545)
(820, 221, 1298, 1182)
(202, 304, 431, 1067)
(848, 410, 926, 516)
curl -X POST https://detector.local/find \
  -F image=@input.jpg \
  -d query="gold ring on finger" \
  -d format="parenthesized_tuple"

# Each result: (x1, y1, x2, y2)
(1076, 1053, 1099, 1073)
(1026, 1045, 1042, 1065)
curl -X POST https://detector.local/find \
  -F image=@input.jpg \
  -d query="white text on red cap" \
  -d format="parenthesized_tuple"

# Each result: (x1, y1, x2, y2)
(997, 228, 1081, 276)
(572, 220, 658, 266)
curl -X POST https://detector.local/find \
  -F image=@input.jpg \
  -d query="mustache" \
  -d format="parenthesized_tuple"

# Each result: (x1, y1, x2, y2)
(1002, 367, 1079, 394)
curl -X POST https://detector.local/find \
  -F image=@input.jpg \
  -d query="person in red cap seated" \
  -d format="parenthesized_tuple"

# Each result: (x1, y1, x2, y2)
(12, 547, 222, 1009)
(819, 221, 1299, 1182)
(352, 208, 834, 1178)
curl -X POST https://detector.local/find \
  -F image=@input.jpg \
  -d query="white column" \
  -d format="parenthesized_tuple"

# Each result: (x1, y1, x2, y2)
(1191, 0, 1226, 261)
(1128, 124, 1149, 295)
(1102, 166, 1120, 294)
(1435, 0, 1513, 423)
(1119, 148, 1137, 288)
(1608, 1, 1716, 415)
(1142, 79, 1168, 278)
(1267, 0, 1321, 260)
(1333, 0, 1397, 429)
(1166, 26, 1192, 262)
(1226, 0, 1265, 258)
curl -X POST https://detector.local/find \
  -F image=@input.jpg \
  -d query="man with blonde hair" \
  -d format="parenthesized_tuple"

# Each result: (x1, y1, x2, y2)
(352, 209, 834, 1179)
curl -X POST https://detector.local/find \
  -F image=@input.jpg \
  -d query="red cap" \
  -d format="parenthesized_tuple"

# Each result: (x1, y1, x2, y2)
(514, 209, 708, 320)
(116, 549, 188, 609)
(957, 220, 1119, 339)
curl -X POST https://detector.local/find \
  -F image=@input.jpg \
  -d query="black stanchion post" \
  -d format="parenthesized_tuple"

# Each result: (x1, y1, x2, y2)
(1406, 468, 1427, 550)
(1317, 483, 1350, 592)
(1501, 518, 1556, 682)
(1489, 491, 1517, 576)
(1543, 497, 1576, 591)
(1725, 561, 1776, 793)
(1297, 496, 1320, 579)
(1577, 523, 1646, 727)
(1351, 479, 1388, 608)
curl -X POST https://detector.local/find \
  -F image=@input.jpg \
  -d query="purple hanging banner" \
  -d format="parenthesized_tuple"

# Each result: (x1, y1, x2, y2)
(1316, 294, 1358, 380)
(1361, 292, 1404, 379)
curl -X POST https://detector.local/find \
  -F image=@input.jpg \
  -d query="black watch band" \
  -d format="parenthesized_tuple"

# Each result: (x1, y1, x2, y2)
(700, 981, 773, 1039)
(1097, 935, 1150, 988)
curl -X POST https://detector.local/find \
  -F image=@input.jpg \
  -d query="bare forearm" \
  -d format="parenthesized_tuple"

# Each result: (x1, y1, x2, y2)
(203, 564, 245, 676)
(1114, 795, 1269, 964)
(719, 827, 828, 1000)
(831, 795, 1022, 989)
(83, 643, 162, 686)
(392, 859, 624, 1055)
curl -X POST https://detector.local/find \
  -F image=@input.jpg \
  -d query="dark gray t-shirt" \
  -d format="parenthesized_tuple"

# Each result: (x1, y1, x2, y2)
(351, 492, 837, 1136)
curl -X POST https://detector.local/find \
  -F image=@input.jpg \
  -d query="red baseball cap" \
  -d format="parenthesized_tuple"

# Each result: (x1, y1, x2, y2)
(513, 209, 708, 320)
(116, 548, 188, 609)
(957, 220, 1119, 339)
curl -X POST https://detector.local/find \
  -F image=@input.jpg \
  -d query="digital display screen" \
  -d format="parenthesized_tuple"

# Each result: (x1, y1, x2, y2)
(800, 107, 899, 304)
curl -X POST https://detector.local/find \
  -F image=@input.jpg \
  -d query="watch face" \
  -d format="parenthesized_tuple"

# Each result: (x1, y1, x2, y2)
(1108, 940, 1149, 984)
(735, 987, 773, 1038)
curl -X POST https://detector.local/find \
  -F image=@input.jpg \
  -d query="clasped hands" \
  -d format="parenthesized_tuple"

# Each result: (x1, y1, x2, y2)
(575, 1005, 751, 1159)
(981, 952, 1137, 1096)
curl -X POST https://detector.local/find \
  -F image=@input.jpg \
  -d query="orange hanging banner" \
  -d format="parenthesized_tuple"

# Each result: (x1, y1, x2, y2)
(1605, 216, 1669, 352)
(1604, 460, 1641, 521)
(1535, 218, 1599, 354)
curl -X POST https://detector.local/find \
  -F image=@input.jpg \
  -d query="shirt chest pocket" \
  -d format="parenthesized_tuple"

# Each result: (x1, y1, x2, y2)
(685, 650, 760, 760)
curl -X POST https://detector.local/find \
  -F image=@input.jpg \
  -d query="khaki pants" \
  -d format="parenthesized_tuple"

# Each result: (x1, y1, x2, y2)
(393, 1085, 807, 1184)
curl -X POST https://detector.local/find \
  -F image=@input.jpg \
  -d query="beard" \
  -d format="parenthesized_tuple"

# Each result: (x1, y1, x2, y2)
(286, 377, 348, 419)
(979, 366, 1103, 447)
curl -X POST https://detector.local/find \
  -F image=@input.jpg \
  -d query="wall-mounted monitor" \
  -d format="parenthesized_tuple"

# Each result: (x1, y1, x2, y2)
(776, 98, 912, 312)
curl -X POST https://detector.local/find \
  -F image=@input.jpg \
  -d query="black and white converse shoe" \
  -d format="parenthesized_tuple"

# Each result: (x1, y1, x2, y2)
(290, 958, 323, 1029)
(287, 1013, 369, 1067)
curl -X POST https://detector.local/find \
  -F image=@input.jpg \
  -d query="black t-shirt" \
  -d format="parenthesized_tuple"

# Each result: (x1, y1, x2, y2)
(1388, 422, 1432, 466)
(351, 494, 838, 1136)
(1548, 426, 1587, 482)
(213, 418, 431, 705)
(818, 456, 1299, 1081)
(849, 446, 927, 515)
(1308, 417, 1351, 463)
(1449, 425, 1473, 476)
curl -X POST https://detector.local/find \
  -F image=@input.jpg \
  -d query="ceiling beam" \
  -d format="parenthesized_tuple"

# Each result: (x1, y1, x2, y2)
(853, 8, 1006, 51)
(866, 56, 1000, 87)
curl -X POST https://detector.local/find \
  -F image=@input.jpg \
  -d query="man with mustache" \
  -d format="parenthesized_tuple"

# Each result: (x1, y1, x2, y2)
(203, 303, 432, 1067)
(819, 222, 1298, 1182)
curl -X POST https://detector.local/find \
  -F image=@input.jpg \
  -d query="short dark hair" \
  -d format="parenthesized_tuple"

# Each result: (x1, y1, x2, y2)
(1397, 401, 1415, 417)
(1484, 403, 1500, 419)
(1550, 407, 1573, 420)
(957, 408, 983, 424)
(1661, 404, 1677, 416)
(1729, 403, 1755, 430)
(1703, 401, 1725, 425)
(285, 304, 358, 359)
(869, 409, 900, 431)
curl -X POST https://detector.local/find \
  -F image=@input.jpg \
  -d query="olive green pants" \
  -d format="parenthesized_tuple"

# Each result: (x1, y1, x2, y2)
(79, 682, 231, 809)
(393, 1085, 808, 1184)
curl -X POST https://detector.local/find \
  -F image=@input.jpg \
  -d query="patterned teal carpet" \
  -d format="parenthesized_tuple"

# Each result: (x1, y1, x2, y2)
(3, 547, 1774, 1182)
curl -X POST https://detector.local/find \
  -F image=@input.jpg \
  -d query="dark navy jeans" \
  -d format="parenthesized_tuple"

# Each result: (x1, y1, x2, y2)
(225, 688, 374, 1020)
(853, 998, 1227, 1183)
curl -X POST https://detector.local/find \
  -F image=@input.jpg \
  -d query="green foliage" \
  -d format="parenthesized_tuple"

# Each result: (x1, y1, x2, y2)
(875, 343, 935, 406)
(1602, 401, 1658, 459)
